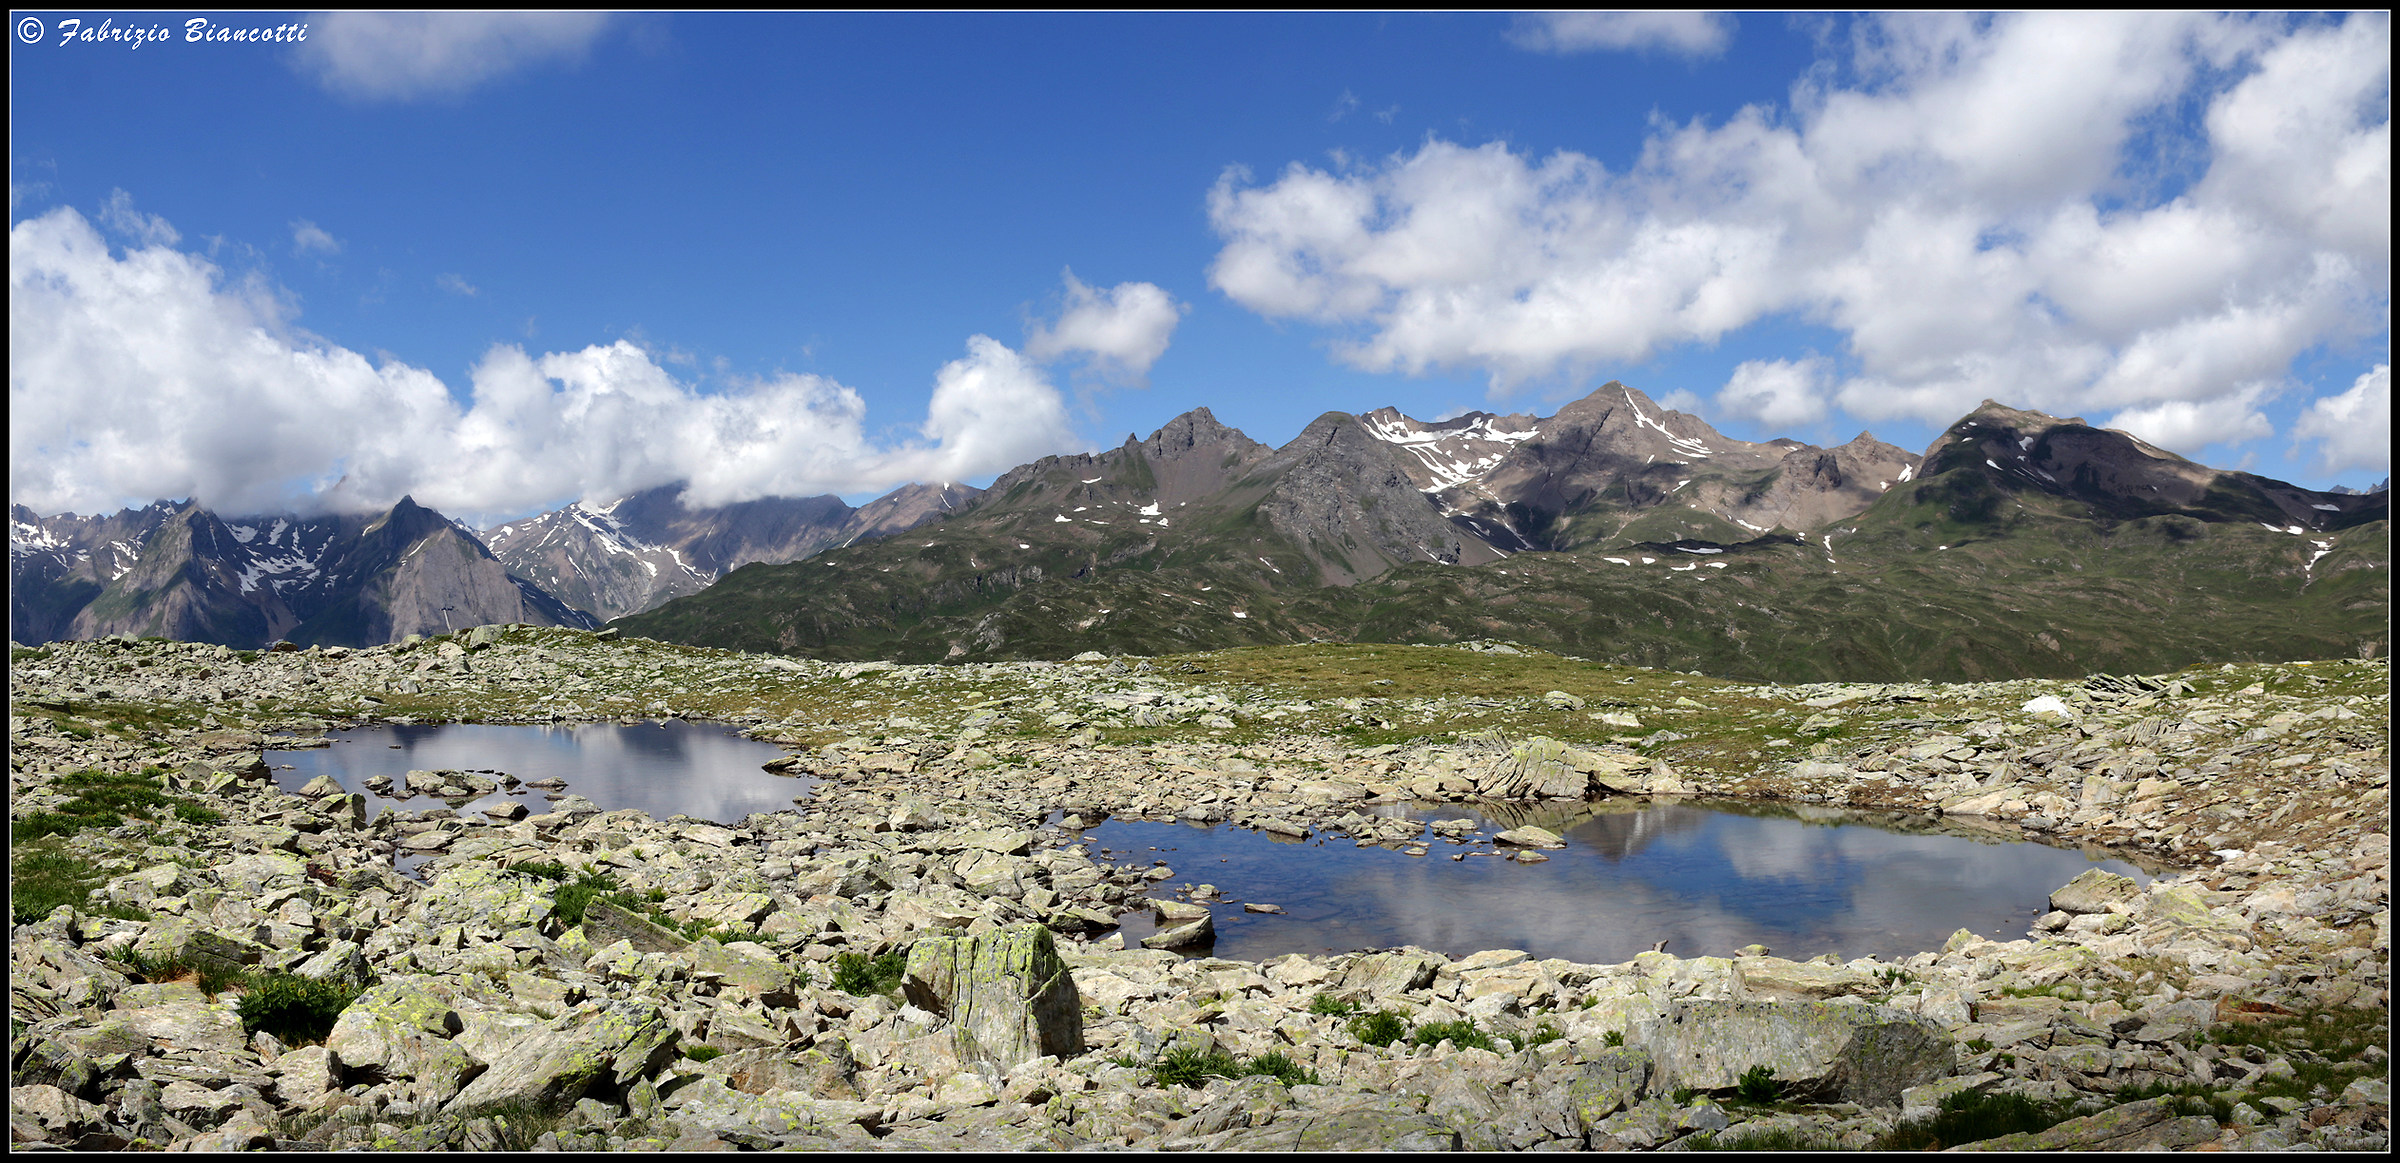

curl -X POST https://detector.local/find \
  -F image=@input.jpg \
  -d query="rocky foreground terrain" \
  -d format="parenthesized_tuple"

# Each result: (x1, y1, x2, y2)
(9, 629, 2388, 1150)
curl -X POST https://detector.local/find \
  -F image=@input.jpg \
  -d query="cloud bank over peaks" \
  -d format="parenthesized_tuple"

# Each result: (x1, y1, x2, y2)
(1208, 12, 2388, 469)
(9, 203, 1081, 521)
(294, 11, 615, 102)
(1023, 270, 1185, 383)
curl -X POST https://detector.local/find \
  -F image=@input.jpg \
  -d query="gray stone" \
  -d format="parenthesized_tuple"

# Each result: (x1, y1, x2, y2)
(323, 981, 477, 1103)
(1343, 951, 1439, 997)
(1566, 1047, 1652, 1125)
(1141, 914, 1215, 951)
(2048, 868, 2141, 915)
(1639, 999, 1953, 1108)
(446, 1000, 678, 1115)
(902, 924, 1085, 1072)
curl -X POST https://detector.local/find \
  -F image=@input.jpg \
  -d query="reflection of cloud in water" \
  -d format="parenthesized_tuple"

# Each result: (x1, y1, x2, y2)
(1085, 801, 2154, 965)
(269, 721, 806, 824)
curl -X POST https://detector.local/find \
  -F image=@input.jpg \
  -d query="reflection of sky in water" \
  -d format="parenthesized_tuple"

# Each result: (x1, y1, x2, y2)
(267, 721, 809, 825)
(1086, 800, 2153, 965)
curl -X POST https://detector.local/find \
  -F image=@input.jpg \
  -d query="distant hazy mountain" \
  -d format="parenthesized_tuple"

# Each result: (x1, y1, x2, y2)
(616, 386, 2387, 680)
(482, 480, 984, 622)
(10, 496, 594, 648)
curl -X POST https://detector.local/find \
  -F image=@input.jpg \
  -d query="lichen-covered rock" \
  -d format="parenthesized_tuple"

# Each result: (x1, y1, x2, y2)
(116, 999, 248, 1055)
(682, 938, 793, 1002)
(1639, 998, 1952, 1108)
(1948, 1096, 2223, 1151)
(324, 980, 479, 1103)
(903, 924, 1084, 1072)
(414, 864, 555, 931)
(2048, 868, 2141, 915)
(445, 1000, 678, 1115)
(132, 915, 262, 973)
(580, 899, 690, 954)
(1566, 1046, 1653, 1125)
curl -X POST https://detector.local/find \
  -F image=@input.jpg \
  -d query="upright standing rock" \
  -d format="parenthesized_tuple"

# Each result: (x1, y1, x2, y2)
(902, 925, 1084, 1073)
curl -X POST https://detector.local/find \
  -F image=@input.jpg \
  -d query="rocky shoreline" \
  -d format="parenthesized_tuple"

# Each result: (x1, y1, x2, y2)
(9, 630, 2388, 1150)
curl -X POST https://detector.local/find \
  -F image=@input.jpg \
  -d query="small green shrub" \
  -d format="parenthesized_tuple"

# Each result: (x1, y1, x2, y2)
(237, 973, 365, 1044)
(1603, 1029, 1626, 1047)
(550, 871, 622, 927)
(1735, 1064, 1782, 1104)
(1875, 1089, 2067, 1150)
(1408, 1019, 1496, 1052)
(172, 802, 223, 825)
(1241, 1050, 1320, 1087)
(1348, 1010, 1407, 1048)
(830, 949, 908, 996)
(1307, 992, 1360, 1017)
(1684, 1126, 1844, 1151)
(1149, 1046, 1319, 1089)
(1524, 1021, 1565, 1048)
(1152, 1046, 1243, 1088)
(512, 860, 571, 881)
(683, 1045, 724, 1063)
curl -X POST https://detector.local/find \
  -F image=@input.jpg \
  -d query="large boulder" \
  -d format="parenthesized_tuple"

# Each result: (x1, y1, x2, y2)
(1638, 999, 1952, 1108)
(1343, 951, 1440, 997)
(902, 925, 1084, 1073)
(324, 981, 480, 1104)
(445, 1000, 678, 1115)
(2048, 869, 2141, 915)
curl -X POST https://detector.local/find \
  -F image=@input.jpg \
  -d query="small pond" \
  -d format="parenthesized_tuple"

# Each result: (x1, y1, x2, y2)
(1084, 799, 2156, 965)
(266, 720, 808, 829)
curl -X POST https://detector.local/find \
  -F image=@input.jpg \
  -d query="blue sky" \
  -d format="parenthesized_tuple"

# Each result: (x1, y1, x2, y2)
(10, 12, 2389, 523)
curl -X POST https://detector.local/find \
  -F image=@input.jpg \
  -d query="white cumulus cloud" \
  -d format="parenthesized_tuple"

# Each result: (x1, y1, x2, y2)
(2290, 364, 2391, 476)
(1022, 270, 1184, 383)
(1507, 12, 1736, 58)
(1207, 12, 2389, 462)
(9, 204, 1079, 522)
(290, 219, 341, 256)
(1717, 358, 1832, 429)
(295, 11, 614, 101)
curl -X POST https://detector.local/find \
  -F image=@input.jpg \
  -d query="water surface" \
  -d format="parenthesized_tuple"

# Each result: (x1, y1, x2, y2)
(1087, 798, 2154, 964)
(267, 720, 807, 825)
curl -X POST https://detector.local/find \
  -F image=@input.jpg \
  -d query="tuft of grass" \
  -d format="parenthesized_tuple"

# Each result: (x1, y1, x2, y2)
(830, 949, 909, 997)
(172, 801, 223, 825)
(1524, 1021, 1565, 1048)
(550, 871, 621, 927)
(682, 1044, 724, 1063)
(1307, 992, 1360, 1017)
(1684, 1126, 1845, 1151)
(1347, 1010, 1408, 1048)
(1602, 1029, 1626, 1047)
(1150, 1045, 1320, 1089)
(512, 860, 571, 881)
(237, 973, 366, 1044)
(1408, 1018, 1496, 1052)
(1874, 1089, 2067, 1151)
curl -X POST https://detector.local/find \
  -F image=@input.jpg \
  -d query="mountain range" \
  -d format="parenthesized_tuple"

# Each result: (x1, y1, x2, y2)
(12, 383, 2387, 676)
(611, 385, 2387, 681)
